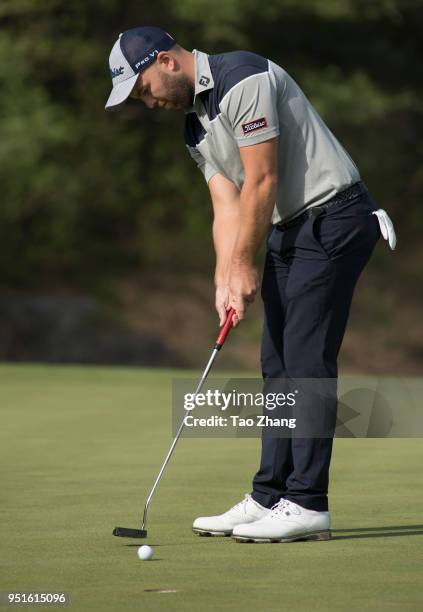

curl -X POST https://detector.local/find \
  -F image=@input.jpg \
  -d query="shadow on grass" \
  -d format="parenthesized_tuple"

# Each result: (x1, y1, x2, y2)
(332, 524, 423, 540)
(125, 539, 213, 547)
(126, 543, 162, 547)
(118, 526, 423, 544)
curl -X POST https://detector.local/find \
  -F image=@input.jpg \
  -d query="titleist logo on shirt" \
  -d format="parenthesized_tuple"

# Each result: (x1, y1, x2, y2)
(242, 117, 268, 135)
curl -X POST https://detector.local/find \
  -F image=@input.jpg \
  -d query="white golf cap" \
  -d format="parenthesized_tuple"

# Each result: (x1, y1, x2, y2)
(105, 26, 176, 111)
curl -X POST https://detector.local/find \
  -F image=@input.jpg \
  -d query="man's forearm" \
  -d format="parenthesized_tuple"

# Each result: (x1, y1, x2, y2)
(213, 197, 241, 286)
(232, 176, 277, 266)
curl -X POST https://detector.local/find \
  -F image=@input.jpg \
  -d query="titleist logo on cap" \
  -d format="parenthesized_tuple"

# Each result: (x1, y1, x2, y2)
(242, 117, 268, 135)
(110, 66, 125, 78)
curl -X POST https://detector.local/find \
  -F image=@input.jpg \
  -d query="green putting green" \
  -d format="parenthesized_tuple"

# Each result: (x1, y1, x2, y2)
(1, 365, 422, 612)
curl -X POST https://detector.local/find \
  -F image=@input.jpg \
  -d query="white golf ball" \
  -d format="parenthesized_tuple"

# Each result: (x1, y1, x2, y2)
(137, 545, 153, 561)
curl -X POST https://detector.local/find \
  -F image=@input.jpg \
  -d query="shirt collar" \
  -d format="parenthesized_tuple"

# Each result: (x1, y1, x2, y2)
(192, 49, 214, 101)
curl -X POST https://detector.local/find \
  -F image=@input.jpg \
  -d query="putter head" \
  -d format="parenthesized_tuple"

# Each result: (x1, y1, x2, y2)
(113, 527, 147, 538)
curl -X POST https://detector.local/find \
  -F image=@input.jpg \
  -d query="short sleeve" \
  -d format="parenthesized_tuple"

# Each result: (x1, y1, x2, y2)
(220, 72, 280, 147)
(186, 145, 219, 184)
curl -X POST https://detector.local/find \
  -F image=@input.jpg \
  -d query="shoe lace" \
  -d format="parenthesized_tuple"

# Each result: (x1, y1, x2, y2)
(230, 494, 251, 514)
(269, 498, 293, 516)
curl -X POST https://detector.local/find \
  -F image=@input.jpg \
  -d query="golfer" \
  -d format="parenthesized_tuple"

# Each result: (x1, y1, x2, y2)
(106, 26, 396, 542)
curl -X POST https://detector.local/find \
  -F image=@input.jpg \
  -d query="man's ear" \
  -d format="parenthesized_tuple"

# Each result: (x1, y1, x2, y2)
(157, 51, 178, 71)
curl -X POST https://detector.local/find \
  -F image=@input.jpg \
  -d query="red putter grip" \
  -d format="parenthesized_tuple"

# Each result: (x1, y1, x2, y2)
(215, 308, 235, 349)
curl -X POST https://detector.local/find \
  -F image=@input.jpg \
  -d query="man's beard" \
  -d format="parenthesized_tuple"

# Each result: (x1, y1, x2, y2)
(160, 72, 194, 109)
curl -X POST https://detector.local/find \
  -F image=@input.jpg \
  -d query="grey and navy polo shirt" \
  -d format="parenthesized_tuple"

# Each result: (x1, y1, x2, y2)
(184, 49, 360, 225)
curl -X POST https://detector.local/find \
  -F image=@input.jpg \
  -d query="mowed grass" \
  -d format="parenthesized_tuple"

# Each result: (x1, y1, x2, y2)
(0, 365, 422, 612)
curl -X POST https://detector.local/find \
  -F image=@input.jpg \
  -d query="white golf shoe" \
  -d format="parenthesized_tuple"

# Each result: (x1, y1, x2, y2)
(192, 494, 269, 536)
(232, 498, 331, 543)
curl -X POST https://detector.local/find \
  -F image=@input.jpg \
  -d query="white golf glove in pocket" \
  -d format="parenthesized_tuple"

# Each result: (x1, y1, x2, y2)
(372, 209, 397, 250)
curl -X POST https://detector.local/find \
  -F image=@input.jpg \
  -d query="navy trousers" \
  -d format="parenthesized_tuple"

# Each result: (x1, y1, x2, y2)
(251, 183, 380, 512)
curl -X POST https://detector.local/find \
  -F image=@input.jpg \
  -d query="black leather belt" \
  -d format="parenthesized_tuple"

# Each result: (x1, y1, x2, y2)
(276, 181, 367, 232)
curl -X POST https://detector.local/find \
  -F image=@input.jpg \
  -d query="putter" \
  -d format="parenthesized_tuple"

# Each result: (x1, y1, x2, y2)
(113, 307, 236, 539)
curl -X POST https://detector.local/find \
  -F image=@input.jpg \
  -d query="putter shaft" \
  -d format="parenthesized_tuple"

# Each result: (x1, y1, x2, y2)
(113, 308, 235, 538)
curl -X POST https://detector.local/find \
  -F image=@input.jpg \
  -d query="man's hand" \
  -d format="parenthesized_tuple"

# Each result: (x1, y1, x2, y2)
(228, 262, 260, 326)
(215, 284, 230, 326)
